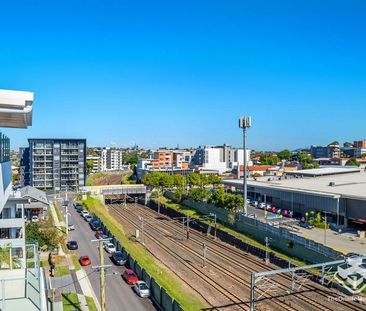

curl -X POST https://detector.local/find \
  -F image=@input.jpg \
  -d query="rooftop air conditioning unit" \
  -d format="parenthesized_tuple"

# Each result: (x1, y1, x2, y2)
(329, 182, 335, 187)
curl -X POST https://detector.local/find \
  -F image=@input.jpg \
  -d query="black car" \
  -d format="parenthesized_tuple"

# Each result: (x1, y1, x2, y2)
(73, 202, 81, 209)
(76, 206, 84, 213)
(90, 220, 101, 231)
(111, 251, 126, 266)
(67, 241, 78, 250)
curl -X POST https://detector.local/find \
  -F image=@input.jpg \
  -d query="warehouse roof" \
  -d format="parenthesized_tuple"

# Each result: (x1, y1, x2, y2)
(223, 169, 366, 200)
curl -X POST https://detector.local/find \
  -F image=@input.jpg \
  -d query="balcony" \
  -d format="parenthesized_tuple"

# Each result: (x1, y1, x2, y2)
(0, 244, 46, 311)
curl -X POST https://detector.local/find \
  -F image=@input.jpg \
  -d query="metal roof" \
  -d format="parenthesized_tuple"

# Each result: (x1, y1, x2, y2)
(224, 170, 366, 200)
(19, 186, 49, 205)
(0, 89, 33, 128)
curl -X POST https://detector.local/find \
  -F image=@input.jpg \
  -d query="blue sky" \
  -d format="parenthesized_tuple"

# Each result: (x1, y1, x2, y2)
(1, 1, 366, 151)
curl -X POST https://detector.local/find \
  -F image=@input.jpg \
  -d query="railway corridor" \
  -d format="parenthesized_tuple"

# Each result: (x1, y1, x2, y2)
(108, 203, 366, 311)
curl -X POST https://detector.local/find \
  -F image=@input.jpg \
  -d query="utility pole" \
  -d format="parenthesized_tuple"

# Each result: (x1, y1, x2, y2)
(202, 243, 207, 268)
(135, 196, 138, 208)
(140, 217, 145, 245)
(186, 215, 190, 240)
(91, 238, 112, 311)
(239, 116, 252, 215)
(265, 236, 270, 264)
(157, 191, 160, 214)
(324, 211, 327, 245)
(99, 239, 105, 311)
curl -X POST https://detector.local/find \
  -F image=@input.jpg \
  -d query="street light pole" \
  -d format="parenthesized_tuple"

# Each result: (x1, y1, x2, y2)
(239, 116, 252, 215)
(324, 211, 327, 245)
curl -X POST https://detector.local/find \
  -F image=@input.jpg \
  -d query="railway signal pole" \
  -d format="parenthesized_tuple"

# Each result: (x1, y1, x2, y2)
(264, 236, 271, 264)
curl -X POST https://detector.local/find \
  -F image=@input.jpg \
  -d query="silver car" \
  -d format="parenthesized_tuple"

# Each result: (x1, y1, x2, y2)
(133, 281, 150, 297)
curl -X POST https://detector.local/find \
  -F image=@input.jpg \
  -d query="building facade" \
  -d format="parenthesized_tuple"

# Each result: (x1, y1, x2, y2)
(310, 144, 341, 159)
(25, 138, 86, 191)
(194, 145, 251, 174)
(87, 156, 102, 173)
(0, 89, 47, 310)
(101, 147, 123, 171)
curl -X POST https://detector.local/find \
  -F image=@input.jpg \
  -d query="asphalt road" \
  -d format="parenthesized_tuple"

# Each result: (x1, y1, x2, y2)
(63, 197, 156, 311)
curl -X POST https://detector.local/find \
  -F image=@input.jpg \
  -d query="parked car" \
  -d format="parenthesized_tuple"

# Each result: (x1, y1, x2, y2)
(81, 210, 90, 218)
(68, 223, 75, 231)
(76, 206, 83, 213)
(79, 255, 91, 266)
(299, 221, 314, 229)
(111, 251, 126, 266)
(258, 203, 266, 209)
(67, 241, 78, 250)
(104, 242, 116, 253)
(90, 220, 101, 231)
(73, 202, 81, 208)
(133, 281, 150, 297)
(95, 230, 104, 239)
(84, 215, 93, 222)
(250, 200, 258, 207)
(31, 215, 39, 222)
(123, 269, 138, 284)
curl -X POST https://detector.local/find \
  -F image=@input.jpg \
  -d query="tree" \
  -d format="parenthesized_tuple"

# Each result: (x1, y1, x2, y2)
(186, 173, 202, 187)
(259, 154, 278, 165)
(0, 244, 21, 269)
(328, 141, 339, 146)
(86, 160, 94, 175)
(277, 149, 291, 160)
(188, 188, 211, 202)
(362, 153, 366, 159)
(346, 157, 360, 167)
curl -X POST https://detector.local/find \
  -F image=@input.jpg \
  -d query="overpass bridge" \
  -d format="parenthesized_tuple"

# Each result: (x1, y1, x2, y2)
(80, 184, 147, 204)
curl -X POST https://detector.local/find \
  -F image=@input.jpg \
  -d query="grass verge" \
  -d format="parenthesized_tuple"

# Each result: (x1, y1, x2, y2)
(85, 295, 98, 311)
(62, 293, 80, 311)
(71, 254, 82, 271)
(54, 202, 63, 223)
(55, 265, 70, 277)
(82, 196, 206, 311)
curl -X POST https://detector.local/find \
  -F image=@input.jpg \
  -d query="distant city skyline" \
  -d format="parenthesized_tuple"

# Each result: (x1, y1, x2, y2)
(2, 1, 366, 150)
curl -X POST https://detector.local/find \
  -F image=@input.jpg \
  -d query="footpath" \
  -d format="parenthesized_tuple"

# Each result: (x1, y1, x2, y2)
(49, 200, 101, 311)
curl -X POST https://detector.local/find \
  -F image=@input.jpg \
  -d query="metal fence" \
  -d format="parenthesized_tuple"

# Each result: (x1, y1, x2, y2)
(237, 213, 342, 259)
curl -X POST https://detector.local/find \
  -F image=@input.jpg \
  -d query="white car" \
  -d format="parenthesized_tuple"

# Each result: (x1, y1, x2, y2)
(68, 223, 75, 231)
(81, 210, 90, 218)
(31, 216, 39, 222)
(258, 202, 266, 209)
(104, 242, 116, 253)
(133, 281, 150, 297)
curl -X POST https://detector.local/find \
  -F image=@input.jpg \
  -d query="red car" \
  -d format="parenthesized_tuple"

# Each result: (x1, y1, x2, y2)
(123, 269, 138, 284)
(79, 256, 91, 266)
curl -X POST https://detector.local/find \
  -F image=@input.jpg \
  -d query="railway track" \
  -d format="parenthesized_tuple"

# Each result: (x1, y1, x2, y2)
(109, 204, 305, 311)
(115, 203, 365, 311)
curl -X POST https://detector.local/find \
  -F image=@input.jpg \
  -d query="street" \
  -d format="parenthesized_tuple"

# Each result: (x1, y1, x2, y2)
(62, 196, 156, 311)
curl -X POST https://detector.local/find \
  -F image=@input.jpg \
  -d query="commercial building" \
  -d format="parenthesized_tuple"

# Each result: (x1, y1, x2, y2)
(223, 167, 366, 229)
(101, 147, 123, 171)
(0, 89, 47, 310)
(21, 138, 86, 191)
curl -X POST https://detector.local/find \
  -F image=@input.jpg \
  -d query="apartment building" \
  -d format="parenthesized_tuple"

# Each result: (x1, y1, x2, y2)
(310, 143, 341, 159)
(21, 138, 86, 191)
(101, 147, 123, 171)
(87, 156, 102, 173)
(194, 145, 251, 174)
(0, 89, 47, 310)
